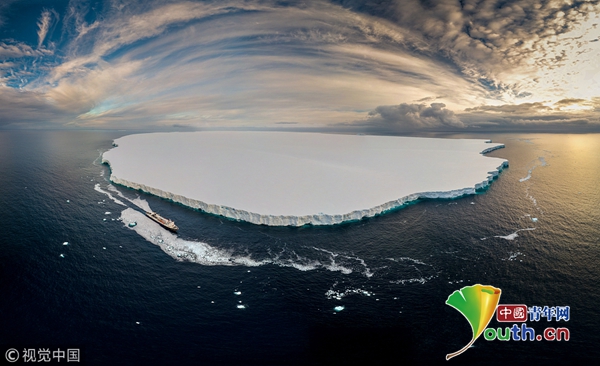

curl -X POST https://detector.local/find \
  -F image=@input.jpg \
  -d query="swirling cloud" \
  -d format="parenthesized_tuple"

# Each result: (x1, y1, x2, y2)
(0, 0, 599, 131)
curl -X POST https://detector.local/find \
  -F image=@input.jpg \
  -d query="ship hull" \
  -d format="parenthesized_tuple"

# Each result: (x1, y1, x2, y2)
(145, 211, 179, 232)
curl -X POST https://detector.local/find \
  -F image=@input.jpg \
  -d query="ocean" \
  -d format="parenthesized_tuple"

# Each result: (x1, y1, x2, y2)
(1, 130, 598, 365)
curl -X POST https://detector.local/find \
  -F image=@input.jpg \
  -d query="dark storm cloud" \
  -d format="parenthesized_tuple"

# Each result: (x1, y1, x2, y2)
(366, 102, 464, 130)
(459, 100, 600, 132)
(459, 115, 599, 132)
(358, 98, 600, 132)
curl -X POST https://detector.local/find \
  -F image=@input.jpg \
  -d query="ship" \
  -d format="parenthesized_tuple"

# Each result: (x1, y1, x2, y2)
(145, 211, 179, 232)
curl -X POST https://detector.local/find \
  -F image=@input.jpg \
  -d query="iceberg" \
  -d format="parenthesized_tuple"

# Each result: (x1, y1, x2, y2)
(102, 132, 508, 226)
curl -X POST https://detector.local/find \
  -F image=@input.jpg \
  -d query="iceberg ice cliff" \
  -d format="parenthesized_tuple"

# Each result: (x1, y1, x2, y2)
(102, 132, 508, 226)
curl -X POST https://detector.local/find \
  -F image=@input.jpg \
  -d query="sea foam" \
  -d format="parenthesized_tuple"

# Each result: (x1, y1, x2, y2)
(118, 208, 372, 276)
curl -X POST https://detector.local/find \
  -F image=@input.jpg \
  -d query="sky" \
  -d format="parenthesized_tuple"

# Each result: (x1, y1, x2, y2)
(0, 0, 599, 132)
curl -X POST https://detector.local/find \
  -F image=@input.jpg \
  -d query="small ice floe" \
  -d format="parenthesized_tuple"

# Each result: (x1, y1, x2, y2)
(59, 254, 65, 258)
(482, 228, 536, 241)
(237, 304, 246, 309)
(63, 242, 69, 245)
(234, 291, 242, 295)
(505, 252, 524, 261)
(128, 222, 137, 227)
(333, 306, 345, 312)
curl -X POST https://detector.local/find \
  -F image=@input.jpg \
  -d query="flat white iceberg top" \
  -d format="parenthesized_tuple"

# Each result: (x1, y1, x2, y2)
(102, 132, 507, 226)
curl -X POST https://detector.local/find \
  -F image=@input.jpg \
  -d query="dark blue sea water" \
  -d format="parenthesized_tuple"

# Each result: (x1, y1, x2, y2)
(1, 130, 599, 365)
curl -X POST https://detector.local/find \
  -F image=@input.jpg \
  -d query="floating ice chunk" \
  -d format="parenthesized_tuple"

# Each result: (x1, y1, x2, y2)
(520, 157, 547, 182)
(333, 306, 345, 312)
(519, 172, 532, 182)
(498, 232, 518, 240)
(505, 252, 524, 261)
(63, 242, 69, 245)
(539, 157, 547, 166)
(237, 304, 246, 309)
(492, 228, 536, 240)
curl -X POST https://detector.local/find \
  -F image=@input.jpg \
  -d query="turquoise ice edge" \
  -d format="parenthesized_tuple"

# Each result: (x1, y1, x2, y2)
(101, 146, 508, 227)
